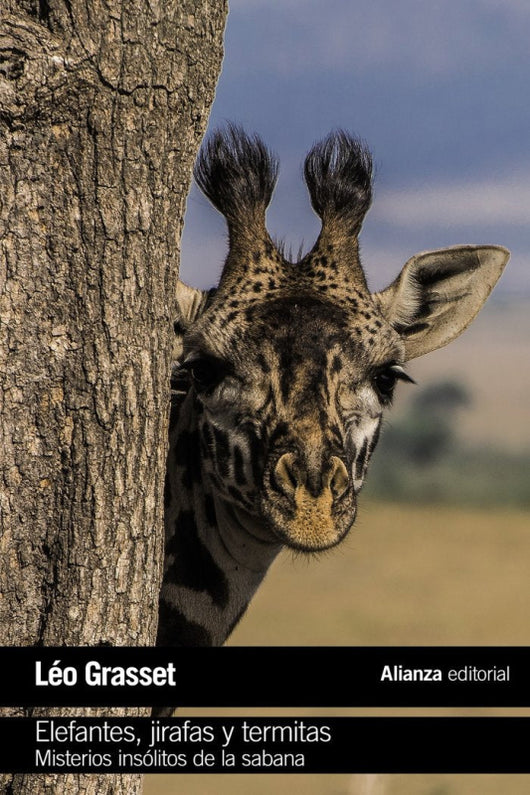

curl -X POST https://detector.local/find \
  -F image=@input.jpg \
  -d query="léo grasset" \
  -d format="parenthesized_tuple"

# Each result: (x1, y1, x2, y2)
(158, 125, 509, 650)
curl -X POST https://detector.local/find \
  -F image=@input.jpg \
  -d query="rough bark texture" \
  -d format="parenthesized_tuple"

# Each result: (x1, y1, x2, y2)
(0, 0, 227, 792)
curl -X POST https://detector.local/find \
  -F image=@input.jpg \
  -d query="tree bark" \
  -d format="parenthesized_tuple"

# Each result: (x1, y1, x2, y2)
(0, 0, 227, 792)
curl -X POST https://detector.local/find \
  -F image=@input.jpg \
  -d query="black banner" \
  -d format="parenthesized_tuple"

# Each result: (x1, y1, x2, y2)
(1, 717, 529, 773)
(0, 646, 525, 706)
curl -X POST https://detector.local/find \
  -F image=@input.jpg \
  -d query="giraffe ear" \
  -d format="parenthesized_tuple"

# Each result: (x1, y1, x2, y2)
(175, 280, 212, 331)
(173, 281, 213, 360)
(375, 245, 510, 361)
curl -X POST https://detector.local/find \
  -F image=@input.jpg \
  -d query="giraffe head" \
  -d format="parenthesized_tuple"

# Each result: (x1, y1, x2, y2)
(175, 126, 509, 553)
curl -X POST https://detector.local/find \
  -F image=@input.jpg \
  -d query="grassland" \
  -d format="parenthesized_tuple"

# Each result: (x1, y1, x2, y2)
(144, 499, 530, 795)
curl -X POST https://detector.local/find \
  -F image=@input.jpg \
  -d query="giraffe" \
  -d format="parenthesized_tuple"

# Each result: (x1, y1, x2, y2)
(157, 125, 509, 649)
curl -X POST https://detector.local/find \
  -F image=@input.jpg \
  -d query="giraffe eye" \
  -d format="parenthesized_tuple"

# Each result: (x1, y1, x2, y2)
(374, 369, 397, 400)
(182, 356, 228, 392)
(373, 364, 415, 403)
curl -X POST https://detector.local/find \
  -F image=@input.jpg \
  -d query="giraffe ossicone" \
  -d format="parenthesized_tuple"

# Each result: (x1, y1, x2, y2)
(159, 125, 509, 650)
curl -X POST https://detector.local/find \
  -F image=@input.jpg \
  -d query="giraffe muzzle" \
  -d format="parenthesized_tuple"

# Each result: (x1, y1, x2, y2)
(274, 452, 349, 501)
(265, 452, 355, 551)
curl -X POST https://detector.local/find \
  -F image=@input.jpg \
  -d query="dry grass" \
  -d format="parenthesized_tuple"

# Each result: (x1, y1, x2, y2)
(145, 500, 530, 795)
(228, 501, 530, 647)
(146, 773, 530, 795)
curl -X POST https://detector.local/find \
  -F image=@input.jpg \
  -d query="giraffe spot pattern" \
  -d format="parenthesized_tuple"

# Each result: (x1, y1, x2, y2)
(175, 429, 202, 489)
(157, 600, 212, 647)
(161, 127, 417, 649)
(233, 444, 247, 486)
(165, 511, 229, 609)
(355, 438, 369, 482)
(204, 494, 217, 526)
(212, 427, 230, 479)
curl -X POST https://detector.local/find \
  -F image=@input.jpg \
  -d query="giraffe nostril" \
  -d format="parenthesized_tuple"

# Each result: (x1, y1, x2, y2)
(272, 453, 349, 502)
(272, 453, 301, 498)
(328, 456, 349, 501)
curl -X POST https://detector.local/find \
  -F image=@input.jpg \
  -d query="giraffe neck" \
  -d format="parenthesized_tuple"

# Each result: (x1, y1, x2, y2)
(158, 390, 281, 647)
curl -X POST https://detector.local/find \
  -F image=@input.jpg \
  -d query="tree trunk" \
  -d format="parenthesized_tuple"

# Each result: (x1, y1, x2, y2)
(0, 0, 227, 792)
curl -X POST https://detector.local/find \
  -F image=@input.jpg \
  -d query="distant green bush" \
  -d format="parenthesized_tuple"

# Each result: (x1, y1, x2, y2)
(365, 380, 530, 508)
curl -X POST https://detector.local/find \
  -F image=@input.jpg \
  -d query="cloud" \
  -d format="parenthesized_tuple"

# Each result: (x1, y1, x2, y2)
(372, 176, 530, 229)
(230, 0, 530, 14)
(479, 0, 530, 14)
(224, 0, 530, 80)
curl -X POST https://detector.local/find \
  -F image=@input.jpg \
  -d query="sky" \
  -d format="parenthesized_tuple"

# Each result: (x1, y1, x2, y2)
(180, 0, 530, 296)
